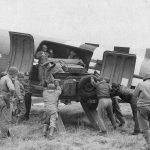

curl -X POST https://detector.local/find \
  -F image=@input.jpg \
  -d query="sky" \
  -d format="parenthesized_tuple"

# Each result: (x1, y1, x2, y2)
(0, 0, 150, 49)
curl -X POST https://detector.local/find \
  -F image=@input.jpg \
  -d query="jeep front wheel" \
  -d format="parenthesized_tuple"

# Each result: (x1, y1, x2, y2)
(78, 75, 97, 97)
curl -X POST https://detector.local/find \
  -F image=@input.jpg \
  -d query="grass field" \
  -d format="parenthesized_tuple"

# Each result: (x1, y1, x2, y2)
(0, 99, 146, 150)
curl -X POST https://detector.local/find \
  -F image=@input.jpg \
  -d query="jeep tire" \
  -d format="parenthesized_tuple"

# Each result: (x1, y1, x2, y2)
(78, 75, 97, 97)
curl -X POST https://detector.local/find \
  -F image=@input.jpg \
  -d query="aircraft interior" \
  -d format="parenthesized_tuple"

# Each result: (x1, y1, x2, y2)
(30, 41, 92, 82)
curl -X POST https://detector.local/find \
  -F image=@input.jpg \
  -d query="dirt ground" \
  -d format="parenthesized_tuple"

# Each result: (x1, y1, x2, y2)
(0, 99, 146, 150)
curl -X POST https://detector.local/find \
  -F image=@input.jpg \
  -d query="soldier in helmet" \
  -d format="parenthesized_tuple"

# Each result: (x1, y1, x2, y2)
(133, 73, 150, 150)
(0, 66, 18, 139)
(42, 79, 62, 140)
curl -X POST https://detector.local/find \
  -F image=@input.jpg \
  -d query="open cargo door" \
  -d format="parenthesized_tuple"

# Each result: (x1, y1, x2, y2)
(100, 51, 136, 87)
(139, 48, 150, 77)
(8, 32, 34, 73)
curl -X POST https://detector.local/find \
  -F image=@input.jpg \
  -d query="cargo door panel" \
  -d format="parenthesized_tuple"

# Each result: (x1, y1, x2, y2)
(9, 32, 34, 73)
(101, 51, 136, 87)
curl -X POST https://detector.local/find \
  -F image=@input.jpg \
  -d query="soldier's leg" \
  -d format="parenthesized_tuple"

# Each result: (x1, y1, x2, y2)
(0, 106, 11, 139)
(106, 98, 117, 129)
(43, 111, 50, 137)
(24, 93, 32, 120)
(38, 65, 43, 83)
(137, 106, 150, 149)
(112, 97, 125, 126)
(97, 98, 107, 134)
(0, 123, 9, 139)
(48, 112, 58, 140)
(17, 101, 26, 123)
(130, 96, 140, 134)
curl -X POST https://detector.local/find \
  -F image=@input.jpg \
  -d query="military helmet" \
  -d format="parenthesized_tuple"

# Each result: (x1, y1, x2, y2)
(8, 66, 19, 75)
(143, 72, 150, 81)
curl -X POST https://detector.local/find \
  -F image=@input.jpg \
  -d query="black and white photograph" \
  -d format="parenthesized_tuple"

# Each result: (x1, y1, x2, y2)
(0, 0, 150, 149)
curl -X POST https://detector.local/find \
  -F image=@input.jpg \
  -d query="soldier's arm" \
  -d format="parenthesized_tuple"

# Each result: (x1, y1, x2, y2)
(5, 78, 15, 108)
(14, 80, 24, 100)
(56, 86, 62, 95)
(91, 77, 97, 87)
(133, 83, 141, 98)
(6, 78, 15, 92)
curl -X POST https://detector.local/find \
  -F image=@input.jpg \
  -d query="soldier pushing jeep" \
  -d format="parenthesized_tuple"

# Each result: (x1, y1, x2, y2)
(42, 80, 62, 139)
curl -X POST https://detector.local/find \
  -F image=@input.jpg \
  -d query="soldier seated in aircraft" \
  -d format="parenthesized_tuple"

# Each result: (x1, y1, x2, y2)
(47, 49, 54, 58)
(68, 50, 79, 59)
(35, 45, 50, 85)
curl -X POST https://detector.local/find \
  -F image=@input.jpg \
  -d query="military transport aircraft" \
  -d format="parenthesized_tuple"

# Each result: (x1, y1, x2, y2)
(0, 29, 149, 130)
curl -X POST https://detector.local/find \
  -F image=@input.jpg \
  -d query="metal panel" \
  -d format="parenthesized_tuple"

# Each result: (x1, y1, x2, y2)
(139, 48, 150, 77)
(100, 51, 136, 87)
(9, 32, 34, 73)
(114, 46, 130, 54)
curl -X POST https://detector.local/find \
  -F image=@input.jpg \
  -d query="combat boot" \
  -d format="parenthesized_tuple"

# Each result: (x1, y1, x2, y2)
(47, 127, 55, 140)
(143, 130, 150, 150)
(43, 124, 48, 137)
(0, 127, 9, 139)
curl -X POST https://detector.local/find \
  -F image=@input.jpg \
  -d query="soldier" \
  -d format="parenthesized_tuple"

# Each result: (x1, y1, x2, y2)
(110, 83, 140, 135)
(0, 66, 18, 139)
(42, 80, 62, 140)
(35, 45, 50, 85)
(48, 49, 54, 58)
(17, 72, 32, 120)
(68, 50, 79, 59)
(12, 72, 26, 123)
(91, 76, 117, 136)
(133, 73, 150, 150)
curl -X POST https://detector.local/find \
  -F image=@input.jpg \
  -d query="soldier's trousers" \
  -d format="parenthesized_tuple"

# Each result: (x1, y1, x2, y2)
(112, 96, 140, 132)
(16, 101, 26, 117)
(137, 105, 150, 131)
(43, 111, 58, 129)
(38, 65, 43, 83)
(97, 98, 117, 132)
(0, 106, 11, 138)
(137, 106, 150, 145)
(24, 93, 32, 118)
(112, 97, 125, 124)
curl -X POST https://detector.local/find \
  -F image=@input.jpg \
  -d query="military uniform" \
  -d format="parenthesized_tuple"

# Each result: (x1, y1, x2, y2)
(13, 79, 26, 121)
(0, 75, 15, 138)
(18, 73, 32, 120)
(133, 73, 150, 150)
(35, 51, 49, 83)
(91, 77, 116, 134)
(110, 83, 140, 134)
(43, 85, 62, 138)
